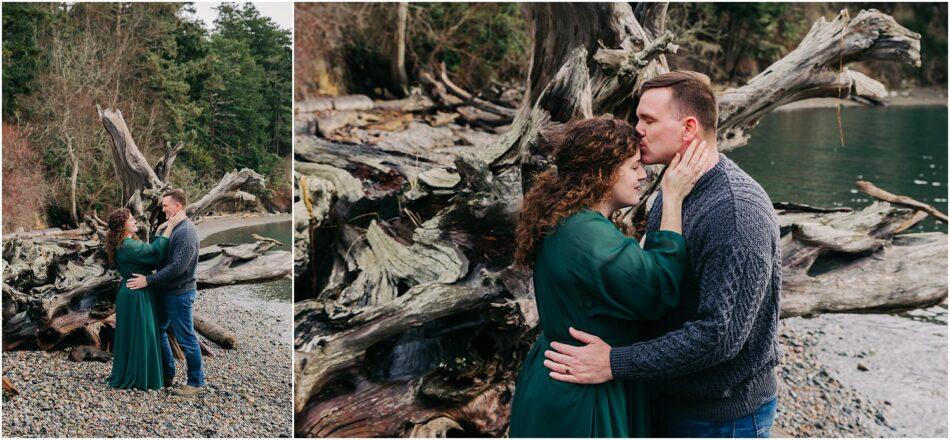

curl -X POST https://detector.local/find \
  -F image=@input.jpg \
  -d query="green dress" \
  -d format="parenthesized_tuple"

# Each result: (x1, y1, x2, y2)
(509, 209, 688, 437)
(108, 236, 169, 390)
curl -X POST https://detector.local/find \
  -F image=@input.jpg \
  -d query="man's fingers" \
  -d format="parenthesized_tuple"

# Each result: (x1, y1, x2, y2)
(543, 359, 570, 374)
(549, 341, 581, 356)
(549, 371, 582, 384)
(568, 327, 599, 344)
(544, 350, 575, 366)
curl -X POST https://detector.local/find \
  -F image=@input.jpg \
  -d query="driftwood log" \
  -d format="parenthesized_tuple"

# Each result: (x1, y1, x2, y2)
(3, 376, 19, 396)
(2, 107, 286, 355)
(293, 5, 940, 437)
(68, 345, 113, 362)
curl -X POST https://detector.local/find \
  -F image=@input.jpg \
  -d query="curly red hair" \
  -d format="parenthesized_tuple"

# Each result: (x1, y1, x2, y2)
(514, 115, 641, 268)
(104, 208, 131, 268)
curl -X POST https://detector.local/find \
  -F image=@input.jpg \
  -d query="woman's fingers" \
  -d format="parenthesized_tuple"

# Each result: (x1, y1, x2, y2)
(690, 141, 704, 168)
(681, 138, 700, 167)
(691, 143, 708, 175)
(668, 152, 681, 170)
(685, 140, 705, 169)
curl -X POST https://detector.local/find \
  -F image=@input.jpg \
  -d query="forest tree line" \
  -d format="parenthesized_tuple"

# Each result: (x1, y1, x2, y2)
(295, 2, 947, 100)
(2, 2, 292, 232)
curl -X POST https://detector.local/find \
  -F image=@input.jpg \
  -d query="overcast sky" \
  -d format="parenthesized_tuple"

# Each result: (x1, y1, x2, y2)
(187, 2, 293, 32)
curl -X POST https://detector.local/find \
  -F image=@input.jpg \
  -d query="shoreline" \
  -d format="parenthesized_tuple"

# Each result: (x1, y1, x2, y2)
(1, 285, 293, 437)
(194, 213, 291, 240)
(774, 87, 947, 111)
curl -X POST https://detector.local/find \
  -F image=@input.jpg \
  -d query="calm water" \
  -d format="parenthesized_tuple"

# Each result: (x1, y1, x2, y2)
(201, 221, 292, 301)
(729, 106, 948, 232)
(734, 106, 948, 435)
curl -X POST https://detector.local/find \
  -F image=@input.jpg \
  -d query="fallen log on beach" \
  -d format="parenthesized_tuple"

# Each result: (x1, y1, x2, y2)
(68, 346, 113, 363)
(3, 376, 19, 396)
(194, 313, 237, 349)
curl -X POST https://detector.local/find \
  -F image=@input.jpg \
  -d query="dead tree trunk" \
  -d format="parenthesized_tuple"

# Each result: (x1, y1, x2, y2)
(2, 107, 284, 353)
(293, 5, 934, 437)
(392, 2, 409, 97)
(66, 135, 80, 227)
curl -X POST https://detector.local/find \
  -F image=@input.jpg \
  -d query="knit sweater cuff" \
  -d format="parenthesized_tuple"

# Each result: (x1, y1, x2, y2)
(609, 346, 631, 380)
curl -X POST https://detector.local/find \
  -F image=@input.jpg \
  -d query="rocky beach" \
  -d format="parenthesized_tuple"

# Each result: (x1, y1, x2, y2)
(1, 282, 292, 438)
(775, 306, 948, 438)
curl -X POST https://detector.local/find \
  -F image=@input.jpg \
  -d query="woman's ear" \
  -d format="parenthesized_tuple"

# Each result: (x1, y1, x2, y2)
(682, 116, 700, 141)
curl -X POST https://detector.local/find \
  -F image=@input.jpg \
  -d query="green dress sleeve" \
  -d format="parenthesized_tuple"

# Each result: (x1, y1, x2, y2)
(560, 211, 689, 320)
(122, 236, 169, 269)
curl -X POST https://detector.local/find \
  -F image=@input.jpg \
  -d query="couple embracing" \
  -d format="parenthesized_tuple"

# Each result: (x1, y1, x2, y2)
(510, 71, 782, 438)
(103, 189, 206, 396)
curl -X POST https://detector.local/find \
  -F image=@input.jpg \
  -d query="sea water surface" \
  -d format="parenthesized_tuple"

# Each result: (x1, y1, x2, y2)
(730, 105, 948, 437)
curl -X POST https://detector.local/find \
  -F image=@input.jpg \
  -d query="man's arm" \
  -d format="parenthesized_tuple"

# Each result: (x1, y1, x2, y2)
(608, 243, 771, 380)
(145, 227, 197, 287)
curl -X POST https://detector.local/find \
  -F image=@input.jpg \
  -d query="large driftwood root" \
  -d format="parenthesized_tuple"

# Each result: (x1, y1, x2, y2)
(1, 237, 282, 351)
(2, 104, 284, 357)
(293, 5, 937, 437)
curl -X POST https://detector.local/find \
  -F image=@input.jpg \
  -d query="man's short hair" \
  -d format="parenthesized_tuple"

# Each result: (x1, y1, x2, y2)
(639, 70, 718, 135)
(163, 188, 187, 206)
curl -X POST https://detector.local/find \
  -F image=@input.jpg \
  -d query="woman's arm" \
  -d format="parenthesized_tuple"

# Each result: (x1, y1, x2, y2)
(565, 215, 689, 321)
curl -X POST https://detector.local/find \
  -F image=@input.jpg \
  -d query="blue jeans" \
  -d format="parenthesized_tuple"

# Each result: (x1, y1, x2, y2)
(157, 289, 205, 387)
(656, 397, 778, 438)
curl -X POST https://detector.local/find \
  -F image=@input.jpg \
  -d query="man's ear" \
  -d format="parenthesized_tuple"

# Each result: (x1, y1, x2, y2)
(681, 116, 700, 141)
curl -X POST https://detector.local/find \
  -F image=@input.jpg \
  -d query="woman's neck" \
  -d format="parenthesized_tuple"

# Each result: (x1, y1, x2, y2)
(590, 202, 616, 219)
(122, 231, 134, 239)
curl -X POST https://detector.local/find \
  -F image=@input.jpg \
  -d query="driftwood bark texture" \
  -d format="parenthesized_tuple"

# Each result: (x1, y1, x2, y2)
(2, 107, 288, 359)
(293, 5, 941, 437)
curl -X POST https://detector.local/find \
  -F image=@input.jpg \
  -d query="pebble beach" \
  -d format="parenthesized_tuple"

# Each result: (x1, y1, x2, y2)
(2, 284, 293, 438)
(775, 307, 947, 438)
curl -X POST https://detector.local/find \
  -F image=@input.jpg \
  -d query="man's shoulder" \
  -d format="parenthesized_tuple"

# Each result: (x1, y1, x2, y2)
(171, 219, 199, 240)
(704, 159, 774, 217)
(685, 161, 777, 248)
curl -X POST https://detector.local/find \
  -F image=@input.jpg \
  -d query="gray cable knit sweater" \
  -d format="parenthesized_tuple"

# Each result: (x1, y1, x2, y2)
(146, 218, 199, 295)
(609, 154, 782, 422)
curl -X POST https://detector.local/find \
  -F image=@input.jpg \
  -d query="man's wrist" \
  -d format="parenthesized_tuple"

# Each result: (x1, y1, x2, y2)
(607, 346, 616, 380)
